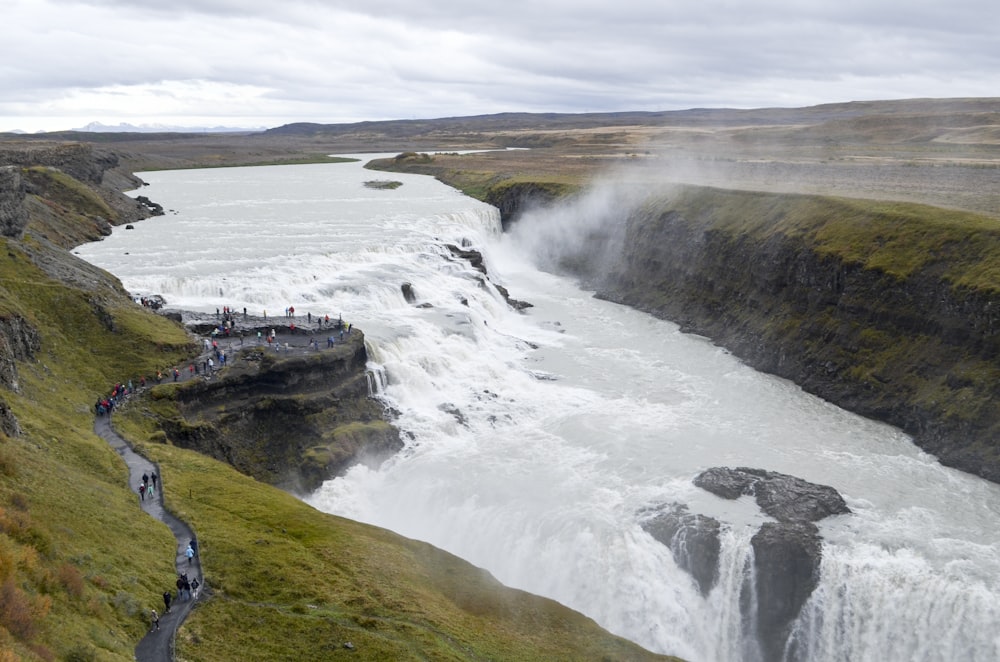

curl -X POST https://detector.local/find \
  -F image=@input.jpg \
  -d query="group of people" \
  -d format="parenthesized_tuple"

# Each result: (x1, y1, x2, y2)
(94, 381, 136, 415)
(149, 541, 200, 633)
(138, 471, 158, 502)
(150, 576, 200, 632)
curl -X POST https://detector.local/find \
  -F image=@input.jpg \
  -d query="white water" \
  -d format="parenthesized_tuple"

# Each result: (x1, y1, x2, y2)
(76, 159, 1000, 661)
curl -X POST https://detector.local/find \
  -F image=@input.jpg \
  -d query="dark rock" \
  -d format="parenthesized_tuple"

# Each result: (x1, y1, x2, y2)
(0, 313, 41, 392)
(0, 398, 21, 437)
(135, 195, 164, 216)
(444, 243, 532, 311)
(446, 243, 486, 274)
(0, 143, 114, 186)
(689, 467, 843, 660)
(401, 282, 416, 303)
(747, 521, 822, 662)
(0, 166, 29, 239)
(641, 503, 721, 595)
(439, 403, 467, 427)
(495, 283, 533, 311)
(694, 467, 850, 522)
(125, 224, 134, 230)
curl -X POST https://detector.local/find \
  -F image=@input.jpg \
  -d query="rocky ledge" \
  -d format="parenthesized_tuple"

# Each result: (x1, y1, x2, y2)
(151, 325, 401, 494)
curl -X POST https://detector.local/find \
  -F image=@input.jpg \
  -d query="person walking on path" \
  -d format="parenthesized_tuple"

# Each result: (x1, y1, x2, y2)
(95, 407, 205, 661)
(139, 483, 146, 501)
(162, 590, 172, 614)
(185, 542, 195, 565)
(150, 471, 157, 490)
(149, 608, 160, 632)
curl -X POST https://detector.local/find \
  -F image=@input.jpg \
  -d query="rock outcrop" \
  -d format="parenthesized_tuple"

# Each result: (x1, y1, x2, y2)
(445, 243, 533, 310)
(0, 142, 116, 186)
(0, 313, 41, 394)
(1, 141, 159, 248)
(641, 503, 721, 595)
(692, 467, 848, 662)
(157, 331, 401, 493)
(694, 467, 850, 522)
(482, 181, 572, 232)
(748, 521, 822, 662)
(0, 166, 29, 238)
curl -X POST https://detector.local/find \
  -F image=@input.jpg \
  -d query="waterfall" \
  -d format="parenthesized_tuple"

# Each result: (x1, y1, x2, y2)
(75, 160, 1000, 662)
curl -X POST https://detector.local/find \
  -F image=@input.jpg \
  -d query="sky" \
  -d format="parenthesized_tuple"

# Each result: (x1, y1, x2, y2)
(2, 0, 999, 133)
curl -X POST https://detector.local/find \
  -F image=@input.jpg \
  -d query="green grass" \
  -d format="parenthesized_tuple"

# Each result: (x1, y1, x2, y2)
(22, 167, 116, 220)
(660, 186, 1000, 288)
(0, 239, 195, 659)
(365, 153, 581, 202)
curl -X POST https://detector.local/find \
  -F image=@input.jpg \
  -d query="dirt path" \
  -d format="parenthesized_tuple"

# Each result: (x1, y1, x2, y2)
(95, 414, 204, 662)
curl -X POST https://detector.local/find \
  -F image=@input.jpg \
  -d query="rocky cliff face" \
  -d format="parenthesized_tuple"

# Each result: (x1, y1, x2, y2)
(1, 141, 156, 248)
(0, 142, 117, 186)
(510, 185, 1000, 483)
(158, 333, 402, 493)
(484, 181, 570, 232)
(0, 166, 29, 238)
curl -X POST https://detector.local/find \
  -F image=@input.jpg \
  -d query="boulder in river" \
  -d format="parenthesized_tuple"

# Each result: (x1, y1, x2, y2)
(694, 466, 851, 522)
(641, 503, 721, 595)
(748, 521, 822, 662)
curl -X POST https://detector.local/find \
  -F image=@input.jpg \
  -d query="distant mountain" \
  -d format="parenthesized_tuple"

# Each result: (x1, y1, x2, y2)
(73, 121, 265, 133)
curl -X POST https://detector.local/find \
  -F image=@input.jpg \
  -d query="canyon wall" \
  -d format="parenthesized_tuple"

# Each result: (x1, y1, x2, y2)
(496, 184, 1000, 483)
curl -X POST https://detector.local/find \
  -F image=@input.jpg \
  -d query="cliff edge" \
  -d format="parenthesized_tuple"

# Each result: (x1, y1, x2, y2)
(147, 328, 402, 493)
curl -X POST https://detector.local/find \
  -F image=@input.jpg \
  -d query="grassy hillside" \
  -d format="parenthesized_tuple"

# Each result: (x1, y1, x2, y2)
(0, 236, 195, 660)
(114, 413, 674, 661)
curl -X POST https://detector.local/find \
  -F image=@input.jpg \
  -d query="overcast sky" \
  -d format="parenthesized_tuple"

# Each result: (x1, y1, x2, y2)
(3, 0, 998, 132)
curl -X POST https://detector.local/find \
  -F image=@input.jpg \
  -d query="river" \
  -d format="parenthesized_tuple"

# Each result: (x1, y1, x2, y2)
(75, 158, 1000, 661)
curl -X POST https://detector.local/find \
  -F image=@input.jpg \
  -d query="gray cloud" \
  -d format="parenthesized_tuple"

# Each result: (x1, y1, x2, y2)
(3, 0, 998, 131)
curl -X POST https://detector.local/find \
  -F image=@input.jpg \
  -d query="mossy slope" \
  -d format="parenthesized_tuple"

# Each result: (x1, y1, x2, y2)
(0, 235, 195, 660)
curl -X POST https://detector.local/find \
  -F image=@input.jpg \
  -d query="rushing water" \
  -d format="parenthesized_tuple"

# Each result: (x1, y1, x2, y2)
(76, 159, 1000, 661)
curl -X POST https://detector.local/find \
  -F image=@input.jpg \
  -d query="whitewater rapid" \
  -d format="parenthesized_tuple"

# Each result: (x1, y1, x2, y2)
(75, 159, 1000, 661)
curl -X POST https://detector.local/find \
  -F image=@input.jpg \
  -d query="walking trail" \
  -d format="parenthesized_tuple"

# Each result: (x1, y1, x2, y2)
(95, 414, 203, 662)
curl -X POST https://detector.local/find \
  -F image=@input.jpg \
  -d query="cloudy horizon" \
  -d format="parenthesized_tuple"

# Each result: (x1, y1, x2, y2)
(3, 0, 999, 133)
